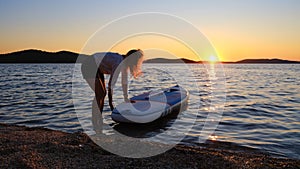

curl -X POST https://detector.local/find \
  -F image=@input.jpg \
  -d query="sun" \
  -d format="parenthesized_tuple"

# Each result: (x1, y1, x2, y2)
(208, 55, 218, 63)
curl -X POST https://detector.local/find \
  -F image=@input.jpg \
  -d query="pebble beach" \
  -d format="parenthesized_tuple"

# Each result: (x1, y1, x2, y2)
(1, 123, 299, 169)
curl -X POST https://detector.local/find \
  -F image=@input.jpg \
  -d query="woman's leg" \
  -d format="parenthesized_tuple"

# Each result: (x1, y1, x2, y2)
(81, 58, 106, 134)
(95, 73, 106, 112)
(92, 96, 103, 133)
(84, 77, 106, 111)
(84, 76, 106, 134)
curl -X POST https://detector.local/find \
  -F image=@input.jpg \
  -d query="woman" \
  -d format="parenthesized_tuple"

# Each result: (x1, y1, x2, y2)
(81, 49, 144, 113)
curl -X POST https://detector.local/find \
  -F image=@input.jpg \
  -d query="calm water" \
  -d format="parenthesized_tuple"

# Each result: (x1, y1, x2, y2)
(0, 64, 299, 159)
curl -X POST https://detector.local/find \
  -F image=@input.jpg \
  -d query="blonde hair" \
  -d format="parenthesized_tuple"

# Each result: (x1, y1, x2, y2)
(125, 49, 144, 78)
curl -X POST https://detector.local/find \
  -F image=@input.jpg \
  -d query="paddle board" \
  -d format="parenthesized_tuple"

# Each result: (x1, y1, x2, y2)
(111, 85, 188, 123)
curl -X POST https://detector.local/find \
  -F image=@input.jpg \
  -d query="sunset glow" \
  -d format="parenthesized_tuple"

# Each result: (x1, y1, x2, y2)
(0, 1, 299, 62)
(208, 55, 218, 63)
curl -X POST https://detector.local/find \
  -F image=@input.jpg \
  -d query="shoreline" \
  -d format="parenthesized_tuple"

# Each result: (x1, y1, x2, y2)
(1, 123, 299, 169)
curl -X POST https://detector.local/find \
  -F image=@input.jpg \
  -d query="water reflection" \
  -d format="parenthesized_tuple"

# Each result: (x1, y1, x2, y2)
(208, 134, 218, 141)
(0, 64, 299, 158)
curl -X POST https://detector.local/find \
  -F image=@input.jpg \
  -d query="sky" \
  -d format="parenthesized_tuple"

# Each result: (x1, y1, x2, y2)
(0, 0, 299, 61)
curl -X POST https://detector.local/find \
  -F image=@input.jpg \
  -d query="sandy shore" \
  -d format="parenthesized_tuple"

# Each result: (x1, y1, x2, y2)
(1, 123, 299, 169)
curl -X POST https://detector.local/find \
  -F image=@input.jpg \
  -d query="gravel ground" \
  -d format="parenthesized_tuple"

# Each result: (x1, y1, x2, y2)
(1, 123, 299, 169)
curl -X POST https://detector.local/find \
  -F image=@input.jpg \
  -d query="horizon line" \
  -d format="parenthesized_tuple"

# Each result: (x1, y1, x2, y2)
(1, 48, 300, 63)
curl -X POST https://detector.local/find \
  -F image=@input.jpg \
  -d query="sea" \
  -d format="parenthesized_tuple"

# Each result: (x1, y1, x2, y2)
(0, 63, 299, 159)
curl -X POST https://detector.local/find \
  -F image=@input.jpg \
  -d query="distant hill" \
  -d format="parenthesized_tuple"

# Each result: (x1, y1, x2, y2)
(145, 58, 202, 64)
(223, 59, 300, 64)
(0, 49, 86, 63)
(146, 58, 300, 64)
(0, 49, 299, 64)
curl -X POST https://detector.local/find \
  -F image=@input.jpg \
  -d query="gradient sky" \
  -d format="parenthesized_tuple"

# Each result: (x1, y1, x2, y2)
(0, 0, 299, 61)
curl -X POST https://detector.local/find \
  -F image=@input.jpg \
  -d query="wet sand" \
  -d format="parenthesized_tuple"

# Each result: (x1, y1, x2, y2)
(1, 123, 299, 169)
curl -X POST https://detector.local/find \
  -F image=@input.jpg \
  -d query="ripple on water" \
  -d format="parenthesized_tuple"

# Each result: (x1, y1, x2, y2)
(0, 64, 299, 159)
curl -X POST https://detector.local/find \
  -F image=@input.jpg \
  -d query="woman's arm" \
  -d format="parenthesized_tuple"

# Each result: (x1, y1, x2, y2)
(107, 63, 128, 110)
(108, 87, 114, 111)
(107, 64, 120, 111)
(122, 68, 129, 102)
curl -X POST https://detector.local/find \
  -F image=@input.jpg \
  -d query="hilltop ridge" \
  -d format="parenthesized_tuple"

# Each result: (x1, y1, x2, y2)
(0, 49, 86, 63)
(0, 49, 299, 64)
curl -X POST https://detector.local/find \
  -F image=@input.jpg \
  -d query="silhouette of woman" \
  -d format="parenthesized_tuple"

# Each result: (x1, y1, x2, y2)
(81, 49, 144, 133)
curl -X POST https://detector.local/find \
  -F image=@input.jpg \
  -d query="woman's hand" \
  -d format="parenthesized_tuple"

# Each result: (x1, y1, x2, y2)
(124, 97, 130, 103)
(124, 97, 136, 103)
